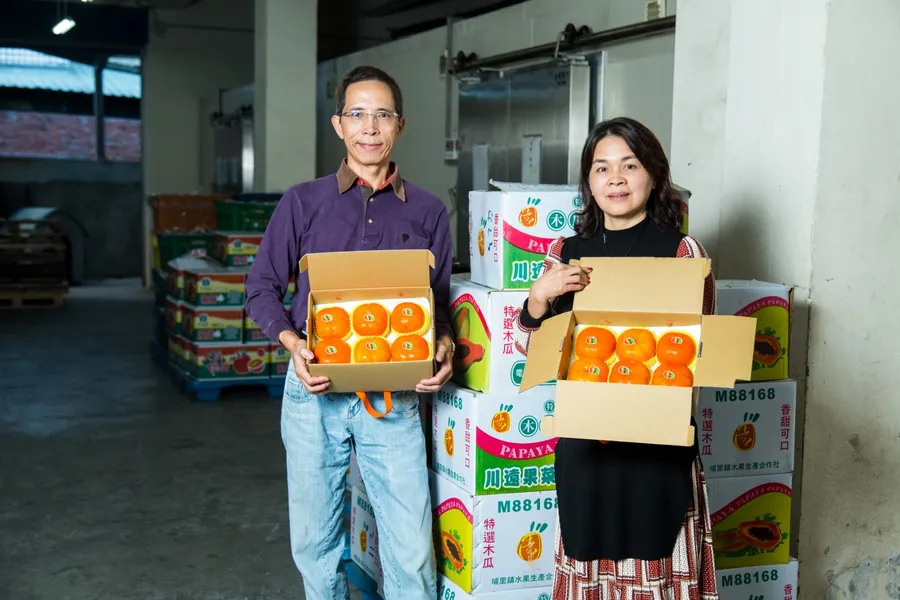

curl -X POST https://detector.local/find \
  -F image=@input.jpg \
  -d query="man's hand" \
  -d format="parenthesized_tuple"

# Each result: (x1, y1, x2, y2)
(280, 331, 331, 394)
(416, 335, 454, 393)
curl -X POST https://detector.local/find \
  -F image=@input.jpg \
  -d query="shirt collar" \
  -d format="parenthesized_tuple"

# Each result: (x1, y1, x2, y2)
(336, 159, 406, 202)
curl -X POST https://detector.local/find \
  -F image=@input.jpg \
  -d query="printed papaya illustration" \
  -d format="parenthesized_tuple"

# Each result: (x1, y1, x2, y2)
(713, 529, 748, 553)
(359, 528, 368, 553)
(453, 337, 485, 373)
(517, 522, 548, 562)
(518, 197, 541, 228)
(452, 305, 472, 340)
(477, 228, 486, 256)
(491, 405, 513, 433)
(444, 419, 455, 457)
(754, 327, 785, 367)
(738, 519, 783, 550)
(439, 529, 467, 574)
(732, 413, 760, 451)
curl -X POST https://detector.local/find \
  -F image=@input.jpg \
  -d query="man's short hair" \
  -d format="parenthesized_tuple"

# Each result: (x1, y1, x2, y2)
(334, 66, 404, 117)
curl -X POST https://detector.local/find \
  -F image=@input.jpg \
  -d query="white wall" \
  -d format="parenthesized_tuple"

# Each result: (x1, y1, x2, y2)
(317, 0, 678, 256)
(672, 0, 900, 596)
(142, 0, 255, 194)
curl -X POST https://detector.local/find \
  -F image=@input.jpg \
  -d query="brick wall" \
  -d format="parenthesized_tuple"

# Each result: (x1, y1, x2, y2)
(0, 110, 141, 162)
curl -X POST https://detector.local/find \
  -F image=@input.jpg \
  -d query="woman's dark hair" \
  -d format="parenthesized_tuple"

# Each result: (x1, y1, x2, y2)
(575, 117, 683, 238)
(334, 66, 404, 117)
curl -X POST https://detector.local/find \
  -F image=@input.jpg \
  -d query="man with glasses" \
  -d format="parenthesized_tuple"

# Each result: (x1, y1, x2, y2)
(245, 66, 454, 599)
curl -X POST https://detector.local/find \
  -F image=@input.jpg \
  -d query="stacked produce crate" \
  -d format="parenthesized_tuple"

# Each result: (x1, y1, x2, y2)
(150, 192, 289, 401)
(346, 182, 583, 599)
(0, 218, 69, 308)
(700, 281, 799, 598)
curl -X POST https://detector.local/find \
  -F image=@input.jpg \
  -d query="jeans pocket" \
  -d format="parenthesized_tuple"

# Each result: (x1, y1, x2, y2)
(389, 390, 420, 420)
(284, 365, 312, 407)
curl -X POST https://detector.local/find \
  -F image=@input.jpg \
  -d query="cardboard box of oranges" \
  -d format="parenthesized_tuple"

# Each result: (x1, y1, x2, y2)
(521, 257, 757, 447)
(300, 249, 436, 393)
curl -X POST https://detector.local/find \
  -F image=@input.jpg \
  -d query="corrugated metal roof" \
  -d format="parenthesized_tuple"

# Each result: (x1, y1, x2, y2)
(0, 48, 141, 99)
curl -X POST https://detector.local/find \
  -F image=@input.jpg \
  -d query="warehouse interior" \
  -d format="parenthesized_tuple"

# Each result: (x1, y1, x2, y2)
(1, 0, 898, 598)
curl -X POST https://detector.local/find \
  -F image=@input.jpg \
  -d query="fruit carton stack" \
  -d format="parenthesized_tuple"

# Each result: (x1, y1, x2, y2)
(162, 251, 294, 385)
(701, 280, 799, 598)
(345, 183, 581, 598)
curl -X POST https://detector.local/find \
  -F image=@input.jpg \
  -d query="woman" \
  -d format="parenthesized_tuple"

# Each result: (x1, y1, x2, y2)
(514, 117, 718, 599)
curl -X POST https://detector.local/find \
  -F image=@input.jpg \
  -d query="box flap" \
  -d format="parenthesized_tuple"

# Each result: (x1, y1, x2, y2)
(488, 180, 578, 193)
(519, 312, 574, 392)
(299, 249, 435, 291)
(574, 257, 710, 315)
(541, 382, 696, 446)
(695, 314, 757, 387)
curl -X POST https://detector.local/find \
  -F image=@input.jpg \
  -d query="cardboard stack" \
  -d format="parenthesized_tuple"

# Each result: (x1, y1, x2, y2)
(701, 281, 799, 598)
(162, 245, 295, 385)
(428, 182, 592, 598)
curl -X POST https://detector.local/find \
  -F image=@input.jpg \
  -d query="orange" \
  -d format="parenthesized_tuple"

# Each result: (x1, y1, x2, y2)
(608, 360, 651, 385)
(314, 306, 351, 340)
(567, 358, 609, 382)
(352, 302, 390, 337)
(656, 331, 697, 366)
(314, 337, 351, 364)
(391, 302, 429, 335)
(651, 362, 694, 387)
(391, 334, 430, 361)
(354, 337, 392, 363)
(615, 328, 657, 363)
(574, 327, 617, 361)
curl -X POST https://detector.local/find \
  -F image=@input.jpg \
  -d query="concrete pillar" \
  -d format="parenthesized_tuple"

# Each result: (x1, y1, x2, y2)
(671, 0, 900, 596)
(254, 0, 317, 192)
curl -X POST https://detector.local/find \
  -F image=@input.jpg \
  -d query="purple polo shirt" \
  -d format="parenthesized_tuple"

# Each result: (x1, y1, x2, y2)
(245, 160, 454, 347)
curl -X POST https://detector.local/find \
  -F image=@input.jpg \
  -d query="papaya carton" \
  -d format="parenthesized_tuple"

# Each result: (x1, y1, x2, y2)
(716, 280, 793, 382)
(523, 257, 756, 446)
(243, 312, 269, 343)
(349, 485, 384, 593)
(300, 250, 436, 393)
(432, 382, 558, 496)
(468, 182, 580, 291)
(166, 255, 217, 300)
(717, 558, 798, 600)
(450, 276, 541, 394)
(190, 342, 270, 379)
(269, 344, 290, 377)
(431, 470, 558, 594)
(348, 450, 365, 492)
(698, 381, 797, 478)
(165, 296, 183, 335)
(708, 473, 792, 569)
(182, 265, 246, 307)
(438, 575, 552, 600)
(214, 231, 263, 267)
(181, 305, 244, 343)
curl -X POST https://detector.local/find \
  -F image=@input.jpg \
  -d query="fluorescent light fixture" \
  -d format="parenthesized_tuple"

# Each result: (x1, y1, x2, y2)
(52, 18, 76, 35)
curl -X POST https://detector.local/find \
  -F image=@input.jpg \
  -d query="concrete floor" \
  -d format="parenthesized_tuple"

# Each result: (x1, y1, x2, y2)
(0, 281, 363, 600)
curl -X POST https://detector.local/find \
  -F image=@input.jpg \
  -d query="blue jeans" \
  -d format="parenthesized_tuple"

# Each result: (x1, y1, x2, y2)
(280, 363, 436, 600)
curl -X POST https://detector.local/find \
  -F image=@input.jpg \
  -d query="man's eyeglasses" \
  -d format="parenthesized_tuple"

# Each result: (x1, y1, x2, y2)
(339, 110, 400, 125)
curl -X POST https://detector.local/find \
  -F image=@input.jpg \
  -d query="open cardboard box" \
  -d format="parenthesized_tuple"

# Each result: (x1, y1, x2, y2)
(521, 257, 756, 447)
(300, 249, 436, 393)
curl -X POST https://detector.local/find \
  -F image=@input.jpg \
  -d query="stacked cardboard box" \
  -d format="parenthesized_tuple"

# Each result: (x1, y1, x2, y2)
(162, 253, 295, 383)
(703, 280, 799, 598)
(426, 182, 590, 597)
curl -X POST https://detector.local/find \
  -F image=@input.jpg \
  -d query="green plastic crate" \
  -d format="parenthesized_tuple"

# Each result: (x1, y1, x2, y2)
(153, 232, 215, 269)
(215, 199, 277, 232)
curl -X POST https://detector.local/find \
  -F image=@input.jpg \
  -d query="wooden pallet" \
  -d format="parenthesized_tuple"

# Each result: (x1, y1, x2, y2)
(0, 283, 68, 309)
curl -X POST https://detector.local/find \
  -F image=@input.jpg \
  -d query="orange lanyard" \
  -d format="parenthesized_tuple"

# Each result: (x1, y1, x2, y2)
(355, 391, 393, 419)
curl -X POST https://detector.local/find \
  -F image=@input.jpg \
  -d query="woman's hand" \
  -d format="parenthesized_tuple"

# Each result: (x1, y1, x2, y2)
(527, 263, 591, 319)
